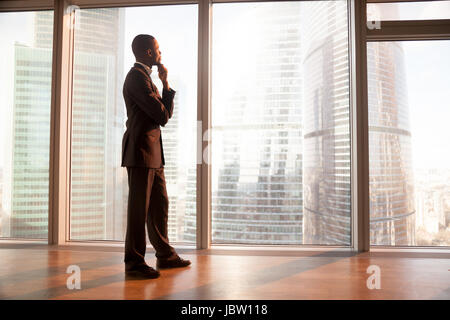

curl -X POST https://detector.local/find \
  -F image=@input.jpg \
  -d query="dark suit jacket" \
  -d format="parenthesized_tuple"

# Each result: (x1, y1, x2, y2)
(121, 63, 176, 168)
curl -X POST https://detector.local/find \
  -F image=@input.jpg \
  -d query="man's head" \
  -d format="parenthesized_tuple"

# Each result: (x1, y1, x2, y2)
(132, 34, 161, 66)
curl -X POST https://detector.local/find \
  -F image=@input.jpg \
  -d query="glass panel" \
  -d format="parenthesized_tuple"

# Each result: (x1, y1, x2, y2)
(368, 40, 450, 246)
(70, 6, 198, 242)
(211, 1, 351, 245)
(367, 1, 450, 21)
(0, 11, 53, 239)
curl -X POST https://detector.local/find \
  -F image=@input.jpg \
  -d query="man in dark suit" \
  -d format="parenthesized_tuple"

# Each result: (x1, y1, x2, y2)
(122, 34, 191, 279)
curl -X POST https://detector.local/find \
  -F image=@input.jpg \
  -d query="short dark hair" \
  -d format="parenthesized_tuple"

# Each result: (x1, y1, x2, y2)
(131, 34, 155, 58)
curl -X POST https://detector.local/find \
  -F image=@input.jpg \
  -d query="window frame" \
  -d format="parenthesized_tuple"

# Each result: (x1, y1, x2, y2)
(0, 0, 448, 252)
(365, 0, 450, 248)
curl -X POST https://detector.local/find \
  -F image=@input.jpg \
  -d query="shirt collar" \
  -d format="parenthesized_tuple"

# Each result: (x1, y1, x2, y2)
(135, 61, 152, 76)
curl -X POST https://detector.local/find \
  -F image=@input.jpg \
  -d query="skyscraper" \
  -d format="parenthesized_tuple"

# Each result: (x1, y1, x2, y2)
(302, 2, 415, 246)
(11, 42, 53, 238)
(367, 41, 415, 246)
(10, 9, 127, 240)
(363, 0, 414, 247)
(70, 8, 126, 240)
(212, 2, 303, 244)
(302, 1, 351, 245)
(160, 77, 195, 242)
(183, 166, 197, 243)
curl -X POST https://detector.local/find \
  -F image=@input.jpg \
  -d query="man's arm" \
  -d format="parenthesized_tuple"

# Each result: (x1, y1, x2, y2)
(126, 70, 175, 126)
(161, 87, 176, 120)
(157, 63, 176, 120)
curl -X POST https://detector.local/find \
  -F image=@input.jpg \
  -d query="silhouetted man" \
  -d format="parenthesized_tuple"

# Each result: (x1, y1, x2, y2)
(121, 34, 191, 279)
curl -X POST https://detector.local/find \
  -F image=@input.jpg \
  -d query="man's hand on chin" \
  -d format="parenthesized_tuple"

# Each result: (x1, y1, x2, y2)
(157, 63, 170, 91)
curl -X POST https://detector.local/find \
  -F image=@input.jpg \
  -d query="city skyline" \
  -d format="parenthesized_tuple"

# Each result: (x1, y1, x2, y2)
(0, 4, 448, 246)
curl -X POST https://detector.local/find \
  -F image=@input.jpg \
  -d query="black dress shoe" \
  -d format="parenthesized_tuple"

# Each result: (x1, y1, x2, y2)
(125, 264, 160, 279)
(157, 256, 191, 269)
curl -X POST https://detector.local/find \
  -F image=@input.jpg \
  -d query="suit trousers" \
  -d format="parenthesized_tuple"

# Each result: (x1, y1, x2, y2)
(124, 166, 176, 267)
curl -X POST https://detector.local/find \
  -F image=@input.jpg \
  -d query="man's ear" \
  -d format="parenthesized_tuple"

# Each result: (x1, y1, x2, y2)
(147, 48, 152, 57)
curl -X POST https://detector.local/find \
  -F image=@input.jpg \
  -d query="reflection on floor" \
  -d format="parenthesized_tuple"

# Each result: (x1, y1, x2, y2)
(0, 243, 448, 300)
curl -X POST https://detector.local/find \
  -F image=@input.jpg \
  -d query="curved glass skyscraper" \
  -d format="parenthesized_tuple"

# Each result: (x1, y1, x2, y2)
(301, 1, 351, 245)
(368, 41, 415, 246)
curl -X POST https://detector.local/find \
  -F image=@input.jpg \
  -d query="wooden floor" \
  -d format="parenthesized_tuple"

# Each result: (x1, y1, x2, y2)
(0, 243, 448, 300)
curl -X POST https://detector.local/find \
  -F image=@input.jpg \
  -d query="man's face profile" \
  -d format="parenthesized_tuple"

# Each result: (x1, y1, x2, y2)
(149, 39, 162, 66)
(132, 34, 161, 66)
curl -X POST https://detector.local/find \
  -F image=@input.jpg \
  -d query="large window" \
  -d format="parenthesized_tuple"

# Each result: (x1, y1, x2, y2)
(1, 1, 449, 250)
(211, 1, 351, 245)
(368, 40, 450, 246)
(69, 5, 198, 242)
(0, 11, 53, 239)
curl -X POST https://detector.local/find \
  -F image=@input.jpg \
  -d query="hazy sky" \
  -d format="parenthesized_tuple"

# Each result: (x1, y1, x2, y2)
(122, 5, 198, 90)
(404, 40, 450, 169)
(0, 12, 36, 169)
(368, 1, 450, 20)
